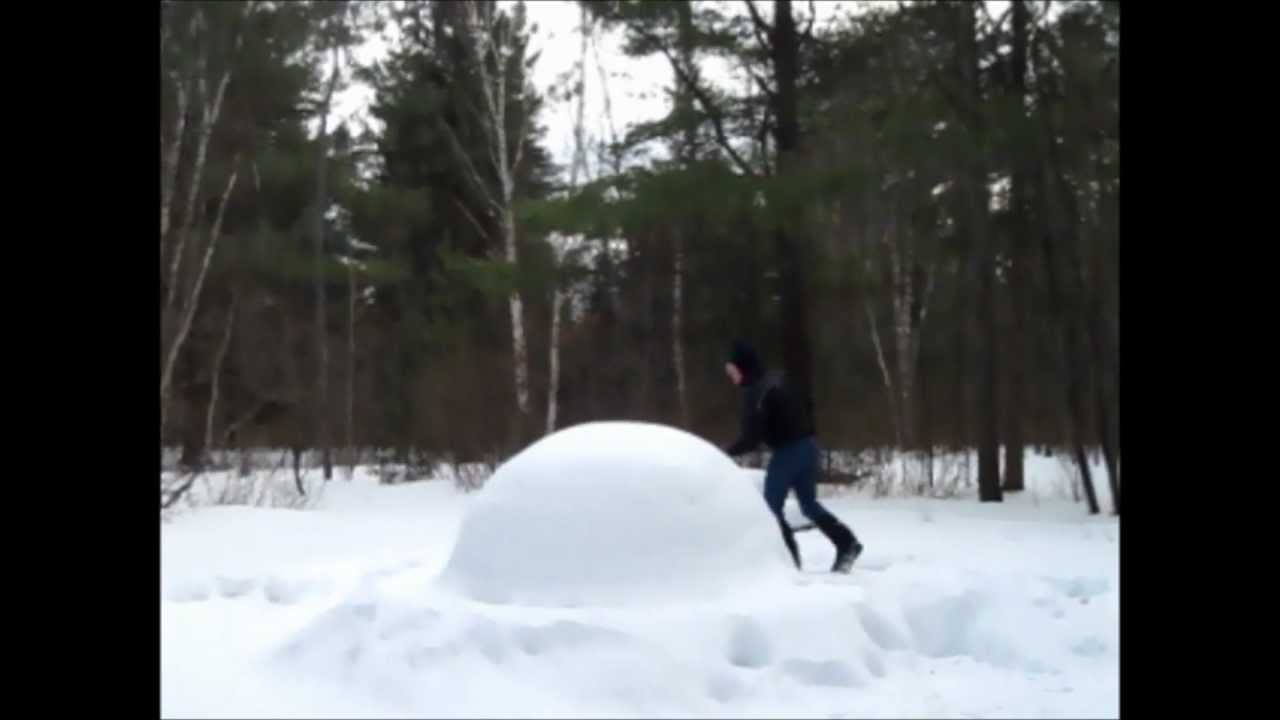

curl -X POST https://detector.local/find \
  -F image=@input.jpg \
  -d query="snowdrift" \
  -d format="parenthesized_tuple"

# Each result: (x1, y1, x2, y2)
(162, 446, 1119, 718)
(437, 421, 795, 607)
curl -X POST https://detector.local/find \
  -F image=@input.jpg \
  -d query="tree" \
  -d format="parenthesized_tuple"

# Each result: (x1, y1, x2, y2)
(1001, 0, 1032, 493)
(586, 0, 824, 420)
(443, 1, 543, 432)
(355, 0, 554, 457)
(306, 0, 376, 480)
(159, 0, 1119, 509)
(545, 2, 593, 436)
(161, 1, 255, 445)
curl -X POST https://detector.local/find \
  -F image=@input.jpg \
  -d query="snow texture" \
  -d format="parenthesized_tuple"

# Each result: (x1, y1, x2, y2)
(437, 421, 796, 607)
(162, 432, 1119, 719)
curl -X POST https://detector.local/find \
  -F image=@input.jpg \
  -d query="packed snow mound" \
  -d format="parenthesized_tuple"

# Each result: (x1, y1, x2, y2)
(437, 421, 795, 607)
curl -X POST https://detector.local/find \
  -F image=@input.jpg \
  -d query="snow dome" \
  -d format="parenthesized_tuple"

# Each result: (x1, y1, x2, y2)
(437, 421, 795, 607)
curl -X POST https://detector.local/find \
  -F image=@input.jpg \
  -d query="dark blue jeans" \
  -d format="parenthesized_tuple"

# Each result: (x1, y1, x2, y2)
(763, 436, 856, 567)
(765, 436, 835, 524)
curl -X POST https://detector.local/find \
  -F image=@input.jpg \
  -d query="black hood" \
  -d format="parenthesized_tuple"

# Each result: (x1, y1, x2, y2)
(729, 339, 765, 386)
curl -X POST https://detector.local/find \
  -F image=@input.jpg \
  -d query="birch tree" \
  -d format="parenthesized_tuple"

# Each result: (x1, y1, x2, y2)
(160, 1, 254, 440)
(446, 0, 539, 421)
(164, 2, 254, 318)
(161, 156, 241, 441)
(546, 3, 592, 435)
(863, 203, 937, 492)
(160, 3, 195, 248)
(671, 0, 696, 429)
(309, 0, 374, 479)
(312, 40, 341, 482)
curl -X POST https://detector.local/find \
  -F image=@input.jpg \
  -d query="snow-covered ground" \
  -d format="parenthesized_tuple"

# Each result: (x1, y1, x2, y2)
(162, 425, 1118, 719)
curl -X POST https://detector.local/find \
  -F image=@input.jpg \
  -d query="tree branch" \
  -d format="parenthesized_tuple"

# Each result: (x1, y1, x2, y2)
(978, 1, 1012, 35)
(743, 0, 774, 52)
(511, 82, 532, 174)
(453, 194, 493, 243)
(755, 107, 773, 177)
(162, 472, 201, 510)
(590, 28, 621, 174)
(461, 3, 505, 179)
(649, 32, 755, 176)
(441, 119, 504, 215)
(204, 293, 237, 457)
(750, 67, 777, 103)
(865, 302, 897, 412)
(745, 57, 773, 176)
(803, 0, 817, 45)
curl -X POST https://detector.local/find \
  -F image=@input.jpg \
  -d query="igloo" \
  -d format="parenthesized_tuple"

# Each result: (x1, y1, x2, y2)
(437, 421, 796, 607)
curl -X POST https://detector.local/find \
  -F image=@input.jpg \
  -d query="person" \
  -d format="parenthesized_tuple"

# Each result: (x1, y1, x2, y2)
(723, 339, 862, 573)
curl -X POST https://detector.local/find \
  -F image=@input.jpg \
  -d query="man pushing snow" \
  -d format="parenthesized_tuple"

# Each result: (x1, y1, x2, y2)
(723, 340, 862, 573)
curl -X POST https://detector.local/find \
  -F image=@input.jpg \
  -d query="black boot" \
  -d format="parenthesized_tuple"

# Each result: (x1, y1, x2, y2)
(814, 514, 861, 573)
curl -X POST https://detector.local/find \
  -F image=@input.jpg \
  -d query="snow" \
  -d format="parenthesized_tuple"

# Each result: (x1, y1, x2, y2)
(437, 421, 795, 607)
(162, 436, 1118, 719)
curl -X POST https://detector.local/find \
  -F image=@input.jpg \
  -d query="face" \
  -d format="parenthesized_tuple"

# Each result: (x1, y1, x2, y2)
(725, 362, 742, 386)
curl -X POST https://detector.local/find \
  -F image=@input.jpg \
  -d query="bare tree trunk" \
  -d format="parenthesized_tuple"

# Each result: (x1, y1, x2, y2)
(771, 0, 816, 408)
(546, 288, 564, 433)
(671, 1, 695, 429)
(314, 45, 341, 482)
(1080, 158, 1119, 514)
(867, 201, 936, 480)
(1029, 26, 1101, 515)
(889, 235, 914, 456)
(204, 297, 237, 464)
(492, 11, 529, 419)
(1034, 159, 1100, 515)
(161, 157, 240, 440)
(1003, 0, 1031, 493)
(504, 221, 530, 417)
(953, 1, 1001, 504)
(456, 1, 533, 420)
(293, 446, 306, 497)
(591, 24, 623, 181)
(161, 87, 187, 249)
(346, 258, 356, 476)
(160, 11, 193, 247)
(547, 2, 591, 436)
(1090, 311, 1119, 514)
(165, 4, 249, 318)
(889, 227, 935, 490)
(672, 231, 689, 428)
(1058, 158, 1117, 515)
(866, 302, 902, 450)
(951, 260, 970, 465)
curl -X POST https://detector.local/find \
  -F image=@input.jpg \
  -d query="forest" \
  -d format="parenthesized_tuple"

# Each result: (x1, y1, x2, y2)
(159, 1, 1119, 514)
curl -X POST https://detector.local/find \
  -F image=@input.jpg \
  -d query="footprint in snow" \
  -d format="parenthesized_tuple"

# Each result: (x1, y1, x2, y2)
(263, 576, 328, 605)
(781, 658, 862, 688)
(215, 576, 257, 599)
(857, 604, 909, 652)
(1043, 576, 1110, 601)
(1071, 636, 1107, 658)
(725, 615, 772, 669)
(706, 672, 746, 703)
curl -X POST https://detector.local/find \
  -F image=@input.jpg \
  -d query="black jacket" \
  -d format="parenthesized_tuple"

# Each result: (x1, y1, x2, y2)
(725, 371, 816, 456)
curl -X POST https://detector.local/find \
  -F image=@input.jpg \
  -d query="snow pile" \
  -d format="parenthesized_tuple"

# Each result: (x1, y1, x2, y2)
(437, 421, 795, 607)
(162, 451, 1119, 718)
